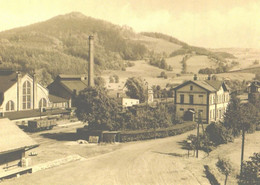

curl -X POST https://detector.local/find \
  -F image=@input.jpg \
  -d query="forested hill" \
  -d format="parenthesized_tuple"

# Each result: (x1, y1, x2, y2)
(0, 12, 147, 85)
(0, 12, 236, 86)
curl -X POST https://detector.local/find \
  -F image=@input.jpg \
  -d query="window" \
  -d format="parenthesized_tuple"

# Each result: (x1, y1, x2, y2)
(180, 94, 184, 104)
(226, 94, 229, 102)
(180, 108, 184, 111)
(199, 95, 203, 97)
(219, 109, 222, 119)
(22, 81, 31, 110)
(190, 86, 193, 91)
(189, 95, 194, 104)
(212, 95, 215, 104)
(6, 100, 15, 111)
(39, 98, 47, 108)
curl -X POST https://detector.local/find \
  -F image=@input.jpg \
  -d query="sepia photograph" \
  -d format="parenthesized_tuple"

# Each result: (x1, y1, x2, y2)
(0, 0, 259, 184)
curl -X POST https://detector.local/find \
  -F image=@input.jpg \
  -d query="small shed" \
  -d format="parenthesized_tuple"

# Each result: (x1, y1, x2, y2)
(77, 128, 120, 143)
(0, 118, 38, 174)
(102, 131, 121, 143)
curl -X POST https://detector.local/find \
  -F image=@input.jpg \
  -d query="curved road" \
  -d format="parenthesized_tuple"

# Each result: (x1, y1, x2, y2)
(3, 130, 209, 185)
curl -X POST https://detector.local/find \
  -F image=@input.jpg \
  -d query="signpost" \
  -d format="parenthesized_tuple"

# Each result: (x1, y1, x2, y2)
(187, 140, 192, 158)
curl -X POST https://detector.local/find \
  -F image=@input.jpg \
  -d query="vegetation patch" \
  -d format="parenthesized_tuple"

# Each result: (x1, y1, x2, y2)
(119, 122, 196, 142)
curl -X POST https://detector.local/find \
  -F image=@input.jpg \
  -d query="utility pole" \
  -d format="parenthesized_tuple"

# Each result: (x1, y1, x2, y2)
(196, 111, 202, 158)
(196, 116, 200, 158)
(240, 124, 245, 176)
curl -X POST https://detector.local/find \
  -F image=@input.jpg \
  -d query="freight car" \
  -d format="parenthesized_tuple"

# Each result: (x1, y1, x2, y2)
(27, 118, 57, 132)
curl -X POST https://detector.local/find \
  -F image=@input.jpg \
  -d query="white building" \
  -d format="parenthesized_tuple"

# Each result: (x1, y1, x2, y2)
(0, 70, 68, 116)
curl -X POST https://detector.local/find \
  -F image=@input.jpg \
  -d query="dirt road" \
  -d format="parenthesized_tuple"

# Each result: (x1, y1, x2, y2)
(2, 129, 211, 185)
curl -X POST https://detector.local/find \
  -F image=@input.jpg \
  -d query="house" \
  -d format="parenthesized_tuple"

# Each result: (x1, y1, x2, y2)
(0, 70, 69, 119)
(173, 75, 230, 123)
(121, 98, 139, 108)
(107, 90, 140, 108)
(248, 80, 260, 104)
(47, 74, 88, 107)
(0, 70, 50, 115)
(0, 118, 38, 178)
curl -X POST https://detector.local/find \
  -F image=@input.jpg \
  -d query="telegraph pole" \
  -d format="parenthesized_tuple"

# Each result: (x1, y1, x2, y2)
(196, 121, 199, 158)
(196, 111, 202, 158)
(240, 124, 245, 175)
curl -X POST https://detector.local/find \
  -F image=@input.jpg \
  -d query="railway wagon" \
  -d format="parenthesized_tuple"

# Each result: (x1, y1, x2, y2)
(27, 119, 57, 132)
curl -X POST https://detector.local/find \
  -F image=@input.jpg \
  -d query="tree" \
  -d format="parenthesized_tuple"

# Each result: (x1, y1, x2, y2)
(109, 76, 114, 83)
(216, 158, 233, 185)
(125, 77, 147, 103)
(113, 74, 119, 83)
(94, 76, 106, 87)
(238, 153, 260, 185)
(253, 60, 259, 65)
(160, 58, 167, 69)
(223, 95, 242, 137)
(255, 73, 260, 81)
(160, 71, 167, 79)
(75, 87, 120, 130)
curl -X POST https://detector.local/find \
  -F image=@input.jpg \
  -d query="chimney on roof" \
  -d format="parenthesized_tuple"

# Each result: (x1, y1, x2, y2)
(88, 35, 94, 87)
(193, 74, 198, 81)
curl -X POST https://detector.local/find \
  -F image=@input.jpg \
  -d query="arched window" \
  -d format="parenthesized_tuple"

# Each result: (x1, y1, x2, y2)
(39, 98, 47, 108)
(6, 100, 15, 111)
(22, 81, 31, 110)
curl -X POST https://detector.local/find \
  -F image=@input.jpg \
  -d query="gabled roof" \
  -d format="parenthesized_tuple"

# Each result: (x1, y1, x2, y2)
(173, 80, 228, 92)
(205, 80, 223, 90)
(49, 74, 88, 94)
(60, 80, 88, 94)
(49, 94, 68, 103)
(0, 118, 38, 155)
(248, 80, 260, 87)
(0, 70, 21, 93)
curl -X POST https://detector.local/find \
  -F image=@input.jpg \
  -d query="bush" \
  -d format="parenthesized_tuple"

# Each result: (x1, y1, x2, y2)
(205, 123, 233, 146)
(238, 153, 260, 185)
(216, 158, 233, 185)
(120, 122, 196, 142)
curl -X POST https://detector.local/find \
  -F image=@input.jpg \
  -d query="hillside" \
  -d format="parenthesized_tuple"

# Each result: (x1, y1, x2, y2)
(212, 48, 260, 70)
(0, 12, 148, 85)
(0, 12, 253, 87)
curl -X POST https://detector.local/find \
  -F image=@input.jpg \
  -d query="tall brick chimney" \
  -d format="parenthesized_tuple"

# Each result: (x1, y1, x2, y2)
(88, 35, 94, 87)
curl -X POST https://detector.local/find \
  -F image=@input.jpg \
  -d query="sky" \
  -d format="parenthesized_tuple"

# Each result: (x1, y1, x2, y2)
(0, 0, 260, 48)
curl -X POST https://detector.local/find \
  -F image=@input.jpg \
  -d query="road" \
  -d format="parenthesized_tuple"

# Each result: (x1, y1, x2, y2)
(2, 129, 210, 185)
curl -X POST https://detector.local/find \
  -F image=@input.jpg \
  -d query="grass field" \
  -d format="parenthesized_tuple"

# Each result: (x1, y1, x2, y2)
(135, 35, 182, 55)
(102, 60, 179, 88)
(216, 72, 255, 81)
(212, 48, 260, 70)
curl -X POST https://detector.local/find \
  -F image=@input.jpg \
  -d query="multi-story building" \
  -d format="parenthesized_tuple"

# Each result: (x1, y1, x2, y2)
(173, 76, 230, 123)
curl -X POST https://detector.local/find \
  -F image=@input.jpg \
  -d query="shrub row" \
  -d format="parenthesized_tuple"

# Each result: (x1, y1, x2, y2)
(119, 122, 196, 142)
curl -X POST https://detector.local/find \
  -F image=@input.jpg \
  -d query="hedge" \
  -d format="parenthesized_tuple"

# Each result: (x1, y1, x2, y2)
(119, 122, 196, 142)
